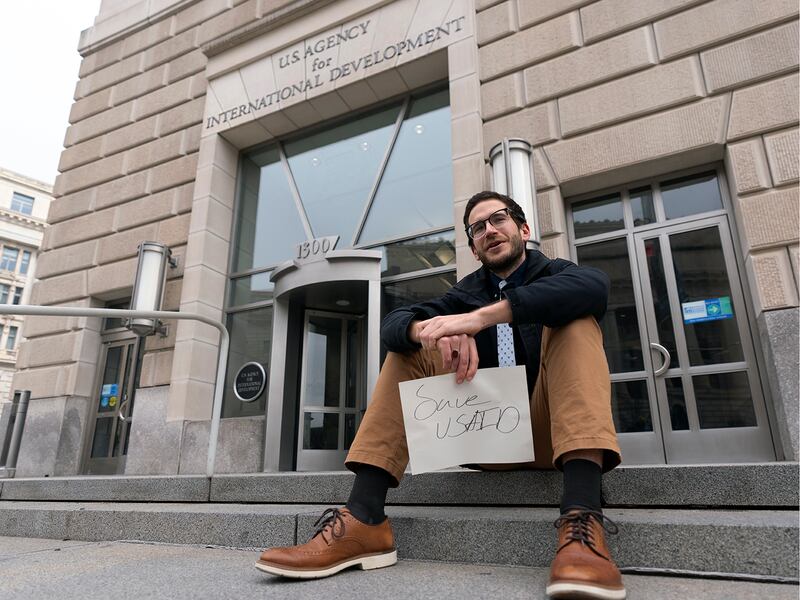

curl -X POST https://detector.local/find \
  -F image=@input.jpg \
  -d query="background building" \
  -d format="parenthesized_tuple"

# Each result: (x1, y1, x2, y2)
(9, 0, 798, 477)
(0, 168, 50, 403)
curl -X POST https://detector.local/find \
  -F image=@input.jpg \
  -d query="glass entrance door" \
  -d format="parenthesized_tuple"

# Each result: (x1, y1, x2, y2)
(634, 216, 774, 462)
(83, 337, 140, 474)
(296, 310, 364, 471)
(571, 170, 776, 464)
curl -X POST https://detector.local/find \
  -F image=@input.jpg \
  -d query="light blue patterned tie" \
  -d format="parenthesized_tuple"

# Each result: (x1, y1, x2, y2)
(497, 280, 516, 367)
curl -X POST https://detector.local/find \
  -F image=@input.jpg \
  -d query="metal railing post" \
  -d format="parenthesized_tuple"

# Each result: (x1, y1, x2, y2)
(1, 390, 30, 478)
(0, 306, 230, 478)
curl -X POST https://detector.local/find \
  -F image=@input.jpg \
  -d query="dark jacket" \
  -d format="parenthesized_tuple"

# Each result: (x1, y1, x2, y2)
(381, 250, 610, 392)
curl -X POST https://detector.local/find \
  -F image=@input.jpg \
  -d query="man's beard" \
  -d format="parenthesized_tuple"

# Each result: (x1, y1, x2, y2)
(476, 233, 526, 273)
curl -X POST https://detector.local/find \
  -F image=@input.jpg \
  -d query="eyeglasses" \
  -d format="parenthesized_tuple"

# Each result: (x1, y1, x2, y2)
(465, 207, 522, 240)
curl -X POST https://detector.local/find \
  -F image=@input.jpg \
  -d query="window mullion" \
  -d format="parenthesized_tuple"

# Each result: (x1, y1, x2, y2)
(351, 96, 411, 246)
(279, 142, 315, 240)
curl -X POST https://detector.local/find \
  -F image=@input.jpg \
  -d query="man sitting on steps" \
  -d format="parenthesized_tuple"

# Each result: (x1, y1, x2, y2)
(256, 190, 627, 600)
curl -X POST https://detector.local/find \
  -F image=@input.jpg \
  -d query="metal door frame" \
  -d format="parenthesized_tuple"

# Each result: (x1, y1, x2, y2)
(632, 214, 775, 462)
(566, 164, 779, 464)
(296, 309, 365, 471)
(81, 332, 141, 474)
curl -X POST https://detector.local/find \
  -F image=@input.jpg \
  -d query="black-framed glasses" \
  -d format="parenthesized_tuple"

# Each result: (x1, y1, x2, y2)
(465, 207, 521, 240)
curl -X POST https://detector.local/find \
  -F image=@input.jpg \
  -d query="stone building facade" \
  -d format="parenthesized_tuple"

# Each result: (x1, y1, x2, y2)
(10, 0, 798, 477)
(0, 169, 50, 404)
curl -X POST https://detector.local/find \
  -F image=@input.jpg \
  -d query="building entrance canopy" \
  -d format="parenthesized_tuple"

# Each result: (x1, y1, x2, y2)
(263, 249, 382, 471)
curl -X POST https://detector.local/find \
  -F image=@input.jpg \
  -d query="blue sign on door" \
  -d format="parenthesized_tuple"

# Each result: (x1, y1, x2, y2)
(681, 296, 734, 324)
(100, 383, 119, 408)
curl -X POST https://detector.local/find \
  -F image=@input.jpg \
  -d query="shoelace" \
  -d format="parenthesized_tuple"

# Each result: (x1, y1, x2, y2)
(311, 508, 347, 544)
(553, 508, 619, 560)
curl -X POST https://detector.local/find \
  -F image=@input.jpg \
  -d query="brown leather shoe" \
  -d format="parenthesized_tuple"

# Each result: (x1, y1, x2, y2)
(255, 507, 397, 579)
(546, 508, 626, 599)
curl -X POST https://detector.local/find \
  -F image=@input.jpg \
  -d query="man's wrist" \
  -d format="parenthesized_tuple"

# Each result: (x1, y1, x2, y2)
(408, 320, 422, 344)
(475, 299, 513, 329)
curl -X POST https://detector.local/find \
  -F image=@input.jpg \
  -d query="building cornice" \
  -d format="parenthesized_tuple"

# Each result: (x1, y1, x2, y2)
(0, 168, 53, 194)
(0, 209, 46, 232)
(77, 0, 337, 58)
(201, 0, 336, 58)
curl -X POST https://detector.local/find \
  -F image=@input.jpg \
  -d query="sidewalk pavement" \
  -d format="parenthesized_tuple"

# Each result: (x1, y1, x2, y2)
(0, 536, 796, 600)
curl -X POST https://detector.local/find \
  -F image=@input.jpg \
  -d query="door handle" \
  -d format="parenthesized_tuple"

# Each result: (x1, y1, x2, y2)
(118, 399, 128, 422)
(650, 343, 671, 376)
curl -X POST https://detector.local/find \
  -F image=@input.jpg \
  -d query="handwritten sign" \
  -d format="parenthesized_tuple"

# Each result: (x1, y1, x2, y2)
(399, 366, 534, 474)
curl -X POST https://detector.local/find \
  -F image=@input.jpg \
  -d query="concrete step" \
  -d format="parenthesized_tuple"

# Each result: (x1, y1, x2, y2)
(1, 536, 797, 599)
(1, 462, 797, 507)
(0, 502, 796, 579)
(0, 537, 797, 600)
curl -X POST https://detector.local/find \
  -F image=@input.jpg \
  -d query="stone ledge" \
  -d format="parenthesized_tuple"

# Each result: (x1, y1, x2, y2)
(0, 502, 795, 577)
(4, 463, 794, 507)
(211, 463, 800, 507)
(0, 474, 208, 502)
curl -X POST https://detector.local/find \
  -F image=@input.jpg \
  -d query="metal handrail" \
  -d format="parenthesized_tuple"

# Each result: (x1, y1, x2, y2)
(0, 305, 229, 477)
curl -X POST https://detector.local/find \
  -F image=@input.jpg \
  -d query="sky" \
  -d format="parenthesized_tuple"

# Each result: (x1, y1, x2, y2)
(0, 1, 102, 185)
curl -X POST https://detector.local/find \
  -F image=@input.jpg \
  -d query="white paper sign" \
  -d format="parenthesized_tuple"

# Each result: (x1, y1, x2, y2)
(399, 366, 534, 474)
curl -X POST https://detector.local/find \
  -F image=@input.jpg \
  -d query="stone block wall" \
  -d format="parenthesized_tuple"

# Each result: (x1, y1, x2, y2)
(475, 0, 799, 311)
(13, 0, 286, 473)
(18, 1, 263, 404)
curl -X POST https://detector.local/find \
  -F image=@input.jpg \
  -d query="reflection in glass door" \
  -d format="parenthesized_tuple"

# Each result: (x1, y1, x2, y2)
(296, 311, 364, 471)
(83, 336, 141, 474)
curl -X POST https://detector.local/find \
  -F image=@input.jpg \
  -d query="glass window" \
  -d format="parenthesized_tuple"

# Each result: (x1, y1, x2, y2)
(304, 316, 343, 408)
(285, 104, 399, 245)
(382, 272, 457, 318)
(0, 247, 18, 272)
(104, 299, 130, 330)
(572, 194, 624, 238)
(233, 151, 308, 271)
(222, 306, 273, 418)
(6, 326, 18, 350)
(375, 231, 456, 278)
(610, 380, 652, 433)
(19, 251, 31, 275)
(661, 172, 722, 220)
(10, 192, 34, 215)
(12, 288, 21, 305)
(665, 378, 689, 431)
(226, 89, 457, 419)
(229, 272, 274, 307)
(669, 227, 743, 365)
(359, 90, 453, 245)
(577, 238, 643, 372)
(630, 187, 656, 226)
(694, 371, 756, 429)
(643, 238, 680, 369)
(0, 284, 9, 304)
(303, 413, 339, 449)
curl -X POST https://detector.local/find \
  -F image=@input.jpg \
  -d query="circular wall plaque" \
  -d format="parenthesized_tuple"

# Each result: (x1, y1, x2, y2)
(233, 362, 267, 402)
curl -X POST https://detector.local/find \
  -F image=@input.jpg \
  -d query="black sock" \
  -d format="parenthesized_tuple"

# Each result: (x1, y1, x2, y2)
(560, 458, 603, 514)
(346, 464, 393, 525)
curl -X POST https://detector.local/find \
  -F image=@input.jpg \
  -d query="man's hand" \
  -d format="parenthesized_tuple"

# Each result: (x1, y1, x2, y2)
(408, 320, 479, 383)
(436, 334, 479, 383)
(417, 313, 485, 346)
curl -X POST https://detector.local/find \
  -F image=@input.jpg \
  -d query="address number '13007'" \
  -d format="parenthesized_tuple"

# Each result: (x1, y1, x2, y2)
(295, 236, 339, 262)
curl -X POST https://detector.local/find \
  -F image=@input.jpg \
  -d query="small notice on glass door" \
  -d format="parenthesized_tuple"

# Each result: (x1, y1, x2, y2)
(681, 296, 733, 323)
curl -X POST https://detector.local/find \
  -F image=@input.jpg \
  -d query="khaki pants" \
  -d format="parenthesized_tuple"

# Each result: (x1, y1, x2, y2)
(345, 316, 622, 486)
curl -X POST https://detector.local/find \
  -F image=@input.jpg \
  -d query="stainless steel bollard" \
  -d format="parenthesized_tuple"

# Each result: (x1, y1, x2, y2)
(0, 390, 30, 478)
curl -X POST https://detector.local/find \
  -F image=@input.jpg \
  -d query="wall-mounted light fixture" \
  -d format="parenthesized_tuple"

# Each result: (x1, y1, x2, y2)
(127, 241, 176, 336)
(489, 138, 540, 249)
